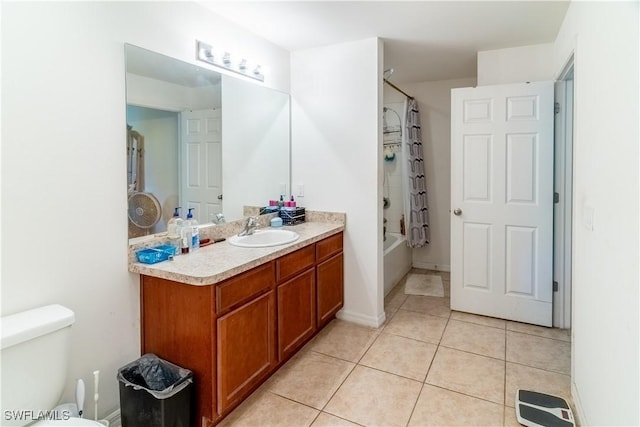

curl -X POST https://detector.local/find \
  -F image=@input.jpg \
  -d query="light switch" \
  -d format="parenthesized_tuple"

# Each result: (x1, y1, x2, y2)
(297, 184, 304, 197)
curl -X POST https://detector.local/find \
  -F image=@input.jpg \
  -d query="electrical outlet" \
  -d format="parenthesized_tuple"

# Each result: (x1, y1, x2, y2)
(297, 184, 304, 197)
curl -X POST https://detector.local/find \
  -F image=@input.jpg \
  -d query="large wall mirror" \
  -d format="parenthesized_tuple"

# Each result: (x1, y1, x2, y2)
(125, 44, 290, 239)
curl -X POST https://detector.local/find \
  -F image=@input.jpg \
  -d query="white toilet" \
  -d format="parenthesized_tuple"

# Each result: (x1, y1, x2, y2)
(1, 304, 105, 426)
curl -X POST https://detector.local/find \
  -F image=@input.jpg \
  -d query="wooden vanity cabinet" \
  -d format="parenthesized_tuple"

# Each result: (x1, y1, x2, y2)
(316, 233, 344, 328)
(214, 262, 277, 415)
(140, 232, 343, 427)
(217, 290, 276, 414)
(276, 245, 317, 361)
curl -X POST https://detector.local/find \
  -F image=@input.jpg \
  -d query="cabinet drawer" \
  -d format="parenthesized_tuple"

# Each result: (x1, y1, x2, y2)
(276, 245, 315, 283)
(316, 232, 343, 262)
(216, 262, 275, 314)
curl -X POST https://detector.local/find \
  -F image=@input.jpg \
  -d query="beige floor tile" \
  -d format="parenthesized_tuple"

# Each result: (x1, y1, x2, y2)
(309, 319, 379, 362)
(384, 302, 402, 323)
(450, 311, 507, 329)
(505, 362, 572, 408)
(426, 347, 505, 404)
(383, 310, 448, 344)
(507, 321, 571, 342)
(409, 384, 504, 427)
(441, 319, 506, 360)
(360, 332, 437, 381)
(507, 331, 571, 374)
(324, 365, 422, 427)
(503, 406, 520, 427)
(311, 412, 362, 427)
(400, 295, 452, 318)
(263, 350, 355, 409)
(385, 282, 409, 310)
(219, 390, 319, 427)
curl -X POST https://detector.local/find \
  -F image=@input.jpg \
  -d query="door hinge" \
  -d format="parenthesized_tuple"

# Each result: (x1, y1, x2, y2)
(554, 102, 560, 114)
(553, 281, 559, 292)
(554, 192, 560, 203)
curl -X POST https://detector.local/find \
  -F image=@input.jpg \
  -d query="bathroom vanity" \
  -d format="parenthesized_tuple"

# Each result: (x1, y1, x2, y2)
(131, 221, 344, 427)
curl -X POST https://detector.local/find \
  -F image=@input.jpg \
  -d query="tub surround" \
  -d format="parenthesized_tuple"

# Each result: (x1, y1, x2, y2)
(128, 211, 345, 285)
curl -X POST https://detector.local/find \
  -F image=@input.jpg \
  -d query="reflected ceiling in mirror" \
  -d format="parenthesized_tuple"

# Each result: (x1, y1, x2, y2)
(125, 44, 290, 240)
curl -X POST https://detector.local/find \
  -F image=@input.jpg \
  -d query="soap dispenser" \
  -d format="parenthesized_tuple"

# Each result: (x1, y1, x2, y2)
(167, 207, 183, 238)
(186, 208, 200, 250)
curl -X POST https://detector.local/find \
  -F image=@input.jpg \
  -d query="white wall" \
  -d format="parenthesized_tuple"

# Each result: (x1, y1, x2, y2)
(1, 1, 290, 416)
(477, 43, 554, 86)
(552, 2, 639, 425)
(291, 38, 385, 327)
(384, 77, 476, 271)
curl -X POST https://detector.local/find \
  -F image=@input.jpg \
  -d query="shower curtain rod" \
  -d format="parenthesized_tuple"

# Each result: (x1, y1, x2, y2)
(384, 78, 414, 99)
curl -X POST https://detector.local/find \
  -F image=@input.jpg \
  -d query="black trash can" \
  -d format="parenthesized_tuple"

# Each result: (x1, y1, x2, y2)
(118, 353, 193, 427)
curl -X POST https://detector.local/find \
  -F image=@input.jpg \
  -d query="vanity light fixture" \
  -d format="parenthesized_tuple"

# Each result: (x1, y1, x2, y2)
(196, 40, 265, 82)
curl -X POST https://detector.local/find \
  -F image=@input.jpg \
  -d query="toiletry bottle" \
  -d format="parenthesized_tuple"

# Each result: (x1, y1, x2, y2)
(167, 207, 183, 238)
(180, 225, 191, 254)
(290, 195, 296, 209)
(187, 208, 200, 250)
(278, 195, 284, 209)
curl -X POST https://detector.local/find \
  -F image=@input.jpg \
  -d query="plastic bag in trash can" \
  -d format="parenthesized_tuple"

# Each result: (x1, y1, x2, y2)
(118, 353, 192, 399)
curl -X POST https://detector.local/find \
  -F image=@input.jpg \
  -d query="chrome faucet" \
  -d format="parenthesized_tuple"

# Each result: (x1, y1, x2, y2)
(238, 216, 259, 236)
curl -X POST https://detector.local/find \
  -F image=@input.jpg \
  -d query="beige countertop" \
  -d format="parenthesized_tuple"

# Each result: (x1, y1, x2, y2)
(129, 221, 344, 286)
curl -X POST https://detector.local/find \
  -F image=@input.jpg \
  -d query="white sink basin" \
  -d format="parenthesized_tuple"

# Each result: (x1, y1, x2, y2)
(228, 229, 300, 248)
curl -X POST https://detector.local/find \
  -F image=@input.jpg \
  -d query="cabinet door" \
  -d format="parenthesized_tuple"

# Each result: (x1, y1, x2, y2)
(316, 253, 344, 328)
(277, 269, 316, 361)
(217, 291, 276, 414)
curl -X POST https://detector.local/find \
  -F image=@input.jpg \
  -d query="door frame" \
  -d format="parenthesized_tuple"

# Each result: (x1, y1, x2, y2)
(553, 55, 575, 329)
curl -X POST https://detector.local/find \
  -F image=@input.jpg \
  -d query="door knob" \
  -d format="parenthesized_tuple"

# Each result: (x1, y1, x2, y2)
(453, 208, 462, 216)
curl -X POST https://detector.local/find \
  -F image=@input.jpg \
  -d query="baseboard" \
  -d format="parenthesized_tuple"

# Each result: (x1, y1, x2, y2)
(336, 309, 386, 328)
(571, 381, 586, 426)
(103, 408, 121, 427)
(412, 262, 450, 272)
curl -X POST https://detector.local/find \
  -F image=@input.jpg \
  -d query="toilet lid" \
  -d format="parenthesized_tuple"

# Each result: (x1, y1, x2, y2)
(32, 417, 104, 426)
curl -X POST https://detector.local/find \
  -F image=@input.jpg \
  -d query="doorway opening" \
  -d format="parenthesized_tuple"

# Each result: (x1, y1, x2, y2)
(553, 56, 574, 329)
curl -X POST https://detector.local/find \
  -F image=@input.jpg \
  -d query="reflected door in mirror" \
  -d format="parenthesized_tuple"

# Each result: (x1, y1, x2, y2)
(180, 109, 222, 223)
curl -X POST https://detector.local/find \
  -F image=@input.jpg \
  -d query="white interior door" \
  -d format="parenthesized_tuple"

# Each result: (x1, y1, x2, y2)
(180, 109, 222, 223)
(450, 82, 554, 326)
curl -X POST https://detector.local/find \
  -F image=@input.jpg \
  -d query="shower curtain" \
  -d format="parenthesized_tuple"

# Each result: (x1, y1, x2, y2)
(403, 98, 430, 247)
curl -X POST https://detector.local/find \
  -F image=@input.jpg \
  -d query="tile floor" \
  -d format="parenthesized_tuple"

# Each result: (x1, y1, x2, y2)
(220, 269, 572, 427)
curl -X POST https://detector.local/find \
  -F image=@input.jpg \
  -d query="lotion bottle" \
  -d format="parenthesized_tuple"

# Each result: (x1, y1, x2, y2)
(187, 208, 200, 250)
(167, 207, 183, 238)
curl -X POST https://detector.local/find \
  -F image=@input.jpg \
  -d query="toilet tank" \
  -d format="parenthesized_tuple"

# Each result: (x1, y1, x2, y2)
(1, 304, 75, 426)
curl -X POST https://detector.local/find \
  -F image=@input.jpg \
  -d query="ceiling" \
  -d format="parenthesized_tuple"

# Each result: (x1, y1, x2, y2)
(199, 1, 570, 83)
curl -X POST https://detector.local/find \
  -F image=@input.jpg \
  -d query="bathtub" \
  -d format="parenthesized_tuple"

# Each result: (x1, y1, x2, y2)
(383, 232, 412, 296)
